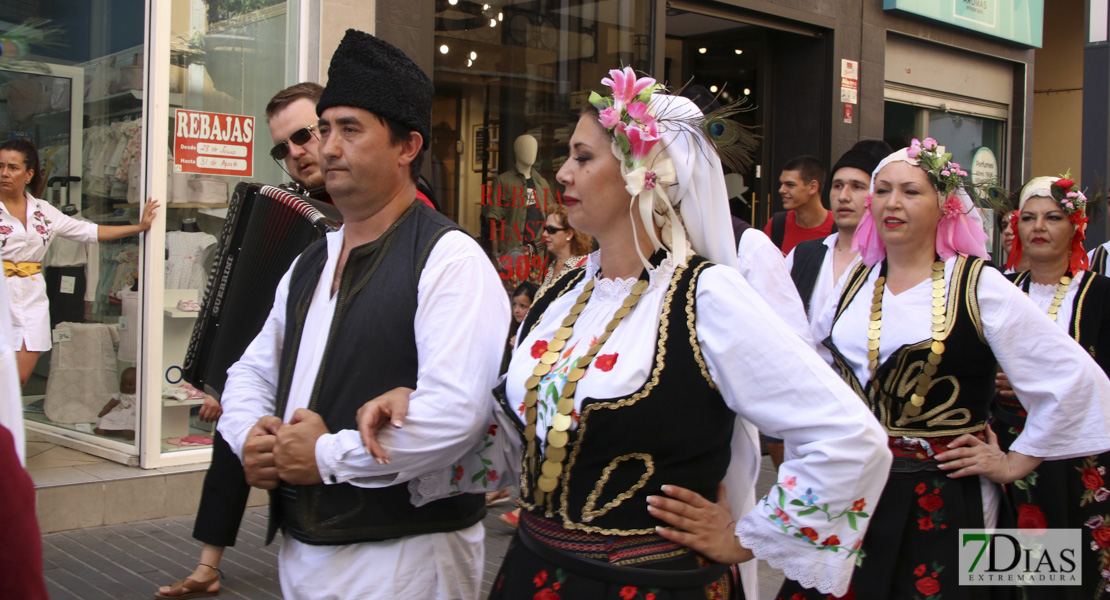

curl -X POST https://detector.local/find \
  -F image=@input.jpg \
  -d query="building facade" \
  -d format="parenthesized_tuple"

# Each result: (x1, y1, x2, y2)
(0, 0, 1042, 468)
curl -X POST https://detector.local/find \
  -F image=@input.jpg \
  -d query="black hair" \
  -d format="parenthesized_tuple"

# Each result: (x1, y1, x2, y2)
(0, 138, 43, 197)
(783, 155, 826, 195)
(511, 281, 538, 303)
(374, 114, 424, 183)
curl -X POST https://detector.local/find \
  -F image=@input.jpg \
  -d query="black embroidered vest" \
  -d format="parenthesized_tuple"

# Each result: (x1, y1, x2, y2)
(511, 257, 735, 535)
(826, 256, 996, 438)
(995, 271, 1110, 428)
(266, 200, 485, 545)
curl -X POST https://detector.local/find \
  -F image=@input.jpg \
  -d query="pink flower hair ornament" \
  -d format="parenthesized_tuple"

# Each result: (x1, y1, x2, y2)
(852, 143, 991, 267)
(1007, 173, 1090, 273)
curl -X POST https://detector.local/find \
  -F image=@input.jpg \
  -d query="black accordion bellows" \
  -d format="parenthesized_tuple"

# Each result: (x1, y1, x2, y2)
(183, 182, 338, 395)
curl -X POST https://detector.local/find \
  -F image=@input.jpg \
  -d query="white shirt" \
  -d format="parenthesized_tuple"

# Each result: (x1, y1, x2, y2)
(218, 226, 508, 600)
(1022, 270, 1082, 329)
(831, 257, 1110, 461)
(0, 275, 25, 465)
(784, 232, 861, 364)
(1, 193, 99, 351)
(414, 251, 891, 597)
(737, 228, 812, 344)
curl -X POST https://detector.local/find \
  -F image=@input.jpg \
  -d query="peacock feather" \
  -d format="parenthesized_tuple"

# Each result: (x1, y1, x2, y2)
(702, 97, 761, 173)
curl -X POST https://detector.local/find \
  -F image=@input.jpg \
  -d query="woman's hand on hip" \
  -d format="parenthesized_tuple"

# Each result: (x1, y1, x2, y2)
(647, 482, 753, 565)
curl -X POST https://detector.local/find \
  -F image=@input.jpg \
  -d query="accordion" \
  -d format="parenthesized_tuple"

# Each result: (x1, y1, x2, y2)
(183, 182, 339, 396)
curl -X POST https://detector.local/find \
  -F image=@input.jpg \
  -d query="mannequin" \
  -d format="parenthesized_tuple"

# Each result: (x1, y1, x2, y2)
(483, 134, 552, 257)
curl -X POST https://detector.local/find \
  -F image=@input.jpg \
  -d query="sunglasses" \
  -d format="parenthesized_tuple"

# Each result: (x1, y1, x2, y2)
(269, 124, 318, 161)
(543, 225, 568, 234)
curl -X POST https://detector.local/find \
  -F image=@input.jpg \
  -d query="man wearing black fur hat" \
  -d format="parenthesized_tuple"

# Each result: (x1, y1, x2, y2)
(217, 29, 507, 599)
(785, 139, 893, 365)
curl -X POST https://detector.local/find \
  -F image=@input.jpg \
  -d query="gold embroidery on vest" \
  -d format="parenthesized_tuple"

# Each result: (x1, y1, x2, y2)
(554, 265, 686, 535)
(580, 453, 656, 522)
(686, 262, 717, 390)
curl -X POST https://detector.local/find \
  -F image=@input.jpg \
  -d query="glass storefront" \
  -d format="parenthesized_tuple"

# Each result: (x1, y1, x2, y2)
(431, 1, 653, 289)
(1, 0, 297, 465)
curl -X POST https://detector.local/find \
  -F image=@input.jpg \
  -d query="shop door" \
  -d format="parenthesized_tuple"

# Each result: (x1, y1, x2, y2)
(0, 64, 84, 204)
(665, 3, 830, 229)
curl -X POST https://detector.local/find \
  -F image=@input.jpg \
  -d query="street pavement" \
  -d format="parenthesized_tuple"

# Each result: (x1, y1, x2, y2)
(42, 459, 783, 599)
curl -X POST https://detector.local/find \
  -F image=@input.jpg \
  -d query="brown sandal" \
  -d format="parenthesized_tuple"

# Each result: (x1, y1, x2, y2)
(154, 564, 220, 599)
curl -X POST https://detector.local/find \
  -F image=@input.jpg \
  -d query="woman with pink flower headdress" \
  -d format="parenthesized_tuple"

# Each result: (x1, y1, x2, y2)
(0, 138, 159, 385)
(992, 174, 1110, 599)
(357, 67, 892, 599)
(777, 143, 1110, 599)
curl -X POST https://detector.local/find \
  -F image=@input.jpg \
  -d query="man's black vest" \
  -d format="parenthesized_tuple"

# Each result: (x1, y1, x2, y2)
(789, 237, 829, 315)
(265, 200, 485, 545)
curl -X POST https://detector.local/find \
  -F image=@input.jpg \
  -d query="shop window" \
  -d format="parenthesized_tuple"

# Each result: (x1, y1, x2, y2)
(432, 1, 653, 290)
(160, 0, 291, 453)
(1, 5, 148, 456)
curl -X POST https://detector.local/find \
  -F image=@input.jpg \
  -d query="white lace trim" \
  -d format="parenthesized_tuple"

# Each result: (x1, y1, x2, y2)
(408, 473, 461, 508)
(735, 512, 854, 597)
(584, 251, 676, 302)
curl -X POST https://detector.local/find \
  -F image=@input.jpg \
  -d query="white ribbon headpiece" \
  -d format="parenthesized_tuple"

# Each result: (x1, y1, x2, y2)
(613, 94, 738, 271)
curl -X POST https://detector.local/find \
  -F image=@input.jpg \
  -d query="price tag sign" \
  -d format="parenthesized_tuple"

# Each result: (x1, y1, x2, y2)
(53, 327, 72, 343)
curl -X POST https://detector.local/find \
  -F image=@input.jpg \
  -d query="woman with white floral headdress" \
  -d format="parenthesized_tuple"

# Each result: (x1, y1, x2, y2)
(357, 67, 891, 599)
(777, 142, 1110, 599)
(994, 174, 1110, 599)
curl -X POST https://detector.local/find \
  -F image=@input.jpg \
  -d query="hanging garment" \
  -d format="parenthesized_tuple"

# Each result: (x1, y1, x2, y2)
(43, 322, 120, 424)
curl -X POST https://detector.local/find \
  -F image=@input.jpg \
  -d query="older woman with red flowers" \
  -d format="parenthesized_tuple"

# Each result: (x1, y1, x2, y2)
(777, 141, 1110, 599)
(993, 174, 1110, 598)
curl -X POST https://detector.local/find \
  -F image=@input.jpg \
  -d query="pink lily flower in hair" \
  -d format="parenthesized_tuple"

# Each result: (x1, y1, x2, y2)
(624, 114, 660, 163)
(601, 66, 656, 112)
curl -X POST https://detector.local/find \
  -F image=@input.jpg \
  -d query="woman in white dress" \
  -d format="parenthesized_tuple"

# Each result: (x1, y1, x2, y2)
(0, 139, 158, 384)
(359, 69, 892, 598)
(777, 141, 1110, 599)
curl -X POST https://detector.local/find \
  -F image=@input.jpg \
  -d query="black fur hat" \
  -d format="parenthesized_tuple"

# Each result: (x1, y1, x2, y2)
(317, 29, 432, 150)
(830, 140, 894, 181)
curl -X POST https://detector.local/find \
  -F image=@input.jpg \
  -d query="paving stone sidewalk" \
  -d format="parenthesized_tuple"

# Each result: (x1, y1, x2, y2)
(42, 459, 782, 599)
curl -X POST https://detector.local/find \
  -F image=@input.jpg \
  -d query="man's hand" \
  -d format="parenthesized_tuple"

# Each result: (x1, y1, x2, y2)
(243, 416, 282, 489)
(355, 387, 413, 463)
(275, 408, 329, 485)
(197, 395, 222, 423)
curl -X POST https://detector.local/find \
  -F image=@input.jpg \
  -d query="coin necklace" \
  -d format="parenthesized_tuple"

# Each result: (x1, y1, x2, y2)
(867, 259, 947, 418)
(523, 275, 651, 505)
(1020, 272, 1072, 322)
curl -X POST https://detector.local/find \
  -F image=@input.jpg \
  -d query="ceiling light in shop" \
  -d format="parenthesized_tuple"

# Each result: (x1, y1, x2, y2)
(743, 88, 751, 95)
(448, 0, 457, 4)
(735, 49, 743, 55)
(698, 47, 707, 54)
(490, 18, 497, 27)
(467, 59, 473, 67)
(439, 44, 449, 54)
(483, 3, 489, 9)
(470, 51, 477, 60)
(709, 85, 718, 93)
(498, 12, 503, 21)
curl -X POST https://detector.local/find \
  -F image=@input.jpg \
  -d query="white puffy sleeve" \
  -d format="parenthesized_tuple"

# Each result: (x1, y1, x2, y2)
(695, 264, 891, 597)
(979, 266, 1110, 459)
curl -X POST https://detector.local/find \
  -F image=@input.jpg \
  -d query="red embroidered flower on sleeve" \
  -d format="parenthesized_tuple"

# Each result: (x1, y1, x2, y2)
(594, 353, 619, 372)
(820, 535, 840, 546)
(619, 586, 638, 600)
(914, 564, 927, 577)
(487, 424, 499, 436)
(851, 498, 866, 512)
(799, 527, 819, 541)
(487, 470, 499, 483)
(531, 340, 548, 359)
